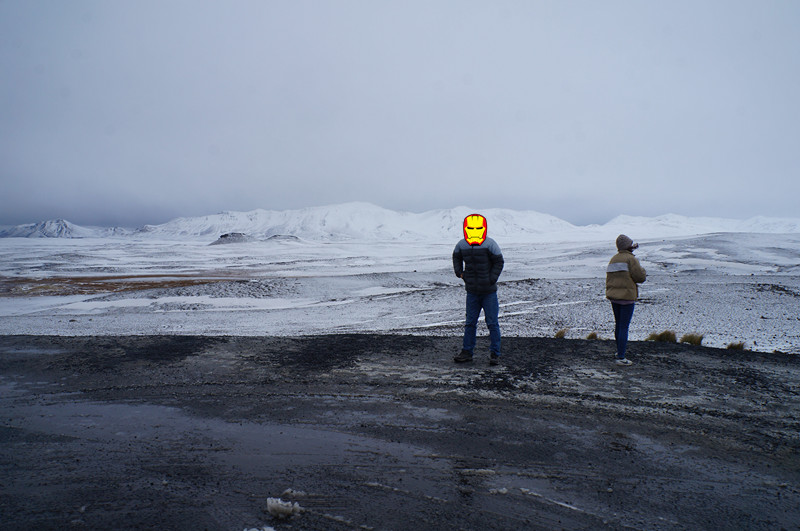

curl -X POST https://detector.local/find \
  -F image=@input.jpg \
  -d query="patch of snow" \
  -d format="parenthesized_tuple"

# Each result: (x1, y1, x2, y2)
(266, 497, 302, 519)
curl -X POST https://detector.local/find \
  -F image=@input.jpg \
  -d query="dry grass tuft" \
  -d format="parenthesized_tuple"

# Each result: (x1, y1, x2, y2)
(680, 333, 704, 346)
(646, 330, 677, 343)
(554, 329, 567, 339)
(727, 342, 746, 350)
(586, 332, 599, 340)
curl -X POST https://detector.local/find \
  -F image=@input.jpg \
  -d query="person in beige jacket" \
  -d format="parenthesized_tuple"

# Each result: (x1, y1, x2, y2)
(606, 234, 647, 365)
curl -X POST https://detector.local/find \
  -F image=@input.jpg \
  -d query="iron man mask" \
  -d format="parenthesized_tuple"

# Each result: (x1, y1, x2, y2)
(463, 214, 487, 245)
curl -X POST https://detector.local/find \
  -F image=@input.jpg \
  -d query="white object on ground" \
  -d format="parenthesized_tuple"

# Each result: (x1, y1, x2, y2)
(266, 497, 302, 519)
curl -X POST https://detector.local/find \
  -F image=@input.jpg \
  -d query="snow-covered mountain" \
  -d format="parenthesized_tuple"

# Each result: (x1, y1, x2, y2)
(136, 202, 575, 241)
(0, 219, 133, 239)
(2, 202, 800, 241)
(0, 219, 90, 238)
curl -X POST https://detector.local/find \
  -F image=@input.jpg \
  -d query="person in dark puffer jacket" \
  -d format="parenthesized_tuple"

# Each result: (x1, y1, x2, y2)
(452, 214, 504, 365)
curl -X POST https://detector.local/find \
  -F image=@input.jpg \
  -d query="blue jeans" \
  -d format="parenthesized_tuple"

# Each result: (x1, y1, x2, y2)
(463, 291, 501, 355)
(611, 302, 635, 359)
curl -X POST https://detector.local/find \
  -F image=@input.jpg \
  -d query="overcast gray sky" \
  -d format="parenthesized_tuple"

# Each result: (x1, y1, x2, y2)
(1, 1, 798, 227)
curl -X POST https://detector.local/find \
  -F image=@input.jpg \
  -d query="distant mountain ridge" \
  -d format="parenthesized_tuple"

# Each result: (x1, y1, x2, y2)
(0, 219, 133, 239)
(2, 202, 800, 241)
(136, 202, 575, 241)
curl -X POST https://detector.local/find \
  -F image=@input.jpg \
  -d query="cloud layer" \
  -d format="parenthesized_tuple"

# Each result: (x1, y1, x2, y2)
(2, 1, 799, 226)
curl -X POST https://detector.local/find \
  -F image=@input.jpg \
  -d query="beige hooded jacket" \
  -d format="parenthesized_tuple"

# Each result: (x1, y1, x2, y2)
(605, 250, 647, 301)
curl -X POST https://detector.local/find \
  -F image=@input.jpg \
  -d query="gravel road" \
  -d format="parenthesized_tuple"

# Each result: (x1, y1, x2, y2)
(1, 334, 798, 530)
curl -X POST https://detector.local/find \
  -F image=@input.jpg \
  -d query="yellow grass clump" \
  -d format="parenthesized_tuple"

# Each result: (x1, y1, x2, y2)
(554, 329, 567, 339)
(646, 330, 677, 343)
(680, 333, 704, 346)
(727, 342, 746, 350)
(586, 332, 599, 340)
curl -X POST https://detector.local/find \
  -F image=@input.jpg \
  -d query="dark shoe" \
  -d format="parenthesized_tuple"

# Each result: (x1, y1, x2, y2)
(454, 349, 473, 363)
(489, 352, 500, 366)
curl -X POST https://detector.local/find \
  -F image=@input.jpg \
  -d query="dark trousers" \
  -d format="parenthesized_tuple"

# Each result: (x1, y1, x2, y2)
(463, 291, 501, 355)
(611, 302, 635, 359)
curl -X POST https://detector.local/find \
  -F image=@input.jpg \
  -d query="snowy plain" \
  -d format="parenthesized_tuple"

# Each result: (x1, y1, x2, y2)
(1, 203, 799, 354)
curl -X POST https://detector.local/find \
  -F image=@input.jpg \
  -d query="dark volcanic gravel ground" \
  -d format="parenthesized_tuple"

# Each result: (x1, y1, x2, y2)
(1, 334, 799, 530)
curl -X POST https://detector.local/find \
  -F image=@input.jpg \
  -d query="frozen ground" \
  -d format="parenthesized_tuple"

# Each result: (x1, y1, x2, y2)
(0, 232, 799, 354)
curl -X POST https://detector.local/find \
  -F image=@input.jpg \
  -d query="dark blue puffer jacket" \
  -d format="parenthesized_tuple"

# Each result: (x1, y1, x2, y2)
(452, 237, 504, 295)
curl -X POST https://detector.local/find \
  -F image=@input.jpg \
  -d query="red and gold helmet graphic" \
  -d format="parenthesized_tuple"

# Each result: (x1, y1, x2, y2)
(463, 214, 487, 245)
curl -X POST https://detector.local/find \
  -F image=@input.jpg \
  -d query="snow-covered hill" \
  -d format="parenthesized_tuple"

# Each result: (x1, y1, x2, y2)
(0, 219, 133, 239)
(601, 214, 800, 238)
(0, 219, 92, 238)
(136, 202, 576, 241)
(2, 202, 800, 241)
(0, 219, 122, 239)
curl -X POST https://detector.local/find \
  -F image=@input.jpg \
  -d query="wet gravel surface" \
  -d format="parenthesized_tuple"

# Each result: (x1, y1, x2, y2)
(1, 334, 799, 530)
